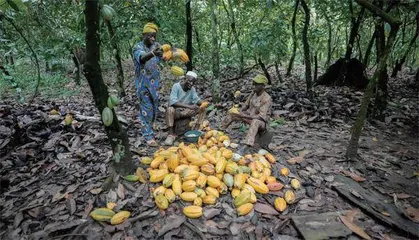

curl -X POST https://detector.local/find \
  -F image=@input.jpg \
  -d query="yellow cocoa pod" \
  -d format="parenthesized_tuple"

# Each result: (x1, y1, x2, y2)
(291, 179, 301, 190)
(242, 184, 255, 193)
(180, 50, 190, 63)
(188, 154, 209, 166)
(265, 153, 276, 164)
(157, 150, 172, 159)
(182, 169, 200, 181)
(234, 173, 247, 189)
(205, 187, 219, 198)
(202, 195, 217, 205)
(168, 146, 179, 152)
(263, 168, 272, 177)
(182, 180, 197, 192)
(110, 211, 130, 225)
(225, 162, 239, 174)
(165, 189, 176, 203)
(194, 197, 203, 206)
(161, 44, 171, 52)
(136, 167, 148, 183)
(284, 190, 296, 204)
(155, 194, 169, 210)
(201, 163, 215, 175)
(274, 197, 287, 212)
(223, 174, 234, 189)
(248, 162, 257, 172)
(162, 50, 173, 61)
(218, 135, 229, 142)
(247, 177, 269, 194)
(238, 166, 251, 174)
(150, 156, 165, 169)
(183, 206, 202, 218)
(215, 157, 227, 174)
(180, 192, 198, 202)
(237, 203, 254, 216)
(249, 191, 257, 203)
(167, 154, 179, 172)
(222, 149, 233, 159)
(251, 170, 261, 179)
(266, 176, 276, 184)
(124, 175, 139, 182)
(171, 66, 184, 76)
(198, 145, 208, 152)
(231, 188, 241, 198)
(259, 174, 267, 183)
(163, 173, 175, 187)
(237, 158, 247, 166)
(194, 188, 206, 198)
(172, 174, 182, 195)
(257, 156, 271, 169)
(234, 190, 251, 207)
(174, 164, 189, 174)
(200, 101, 209, 109)
(180, 145, 194, 157)
(140, 157, 152, 165)
(189, 165, 200, 172)
(207, 176, 221, 188)
(106, 202, 117, 210)
(280, 168, 290, 176)
(218, 182, 228, 194)
(254, 161, 264, 172)
(228, 107, 239, 114)
(153, 185, 167, 198)
(90, 208, 115, 221)
(196, 174, 207, 188)
(149, 169, 168, 183)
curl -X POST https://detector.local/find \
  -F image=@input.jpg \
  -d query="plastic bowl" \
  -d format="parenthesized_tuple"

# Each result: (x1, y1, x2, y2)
(184, 130, 202, 143)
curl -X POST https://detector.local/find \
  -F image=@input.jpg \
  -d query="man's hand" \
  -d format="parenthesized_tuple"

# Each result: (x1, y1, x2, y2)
(153, 48, 163, 57)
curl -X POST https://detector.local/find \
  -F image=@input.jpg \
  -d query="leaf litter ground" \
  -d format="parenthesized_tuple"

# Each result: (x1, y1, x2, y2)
(0, 61, 418, 239)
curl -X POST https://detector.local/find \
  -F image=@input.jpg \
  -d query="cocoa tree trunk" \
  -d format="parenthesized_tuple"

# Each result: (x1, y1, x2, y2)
(275, 60, 282, 83)
(363, 30, 376, 67)
(324, 13, 332, 68)
(286, 0, 299, 76)
(391, 11, 419, 77)
(186, 0, 193, 71)
(84, 0, 134, 176)
(210, 0, 220, 102)
(346, 0, 401, 160)
(227, 0, 244, 75)
(257, 57, 272, 85)
(300, 0, 313, 99)
(314, 52, 318, 83)
(105, 20, 125, 97)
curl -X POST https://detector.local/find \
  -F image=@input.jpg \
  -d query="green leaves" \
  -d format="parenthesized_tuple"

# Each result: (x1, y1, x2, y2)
(1, 0, 27, 12)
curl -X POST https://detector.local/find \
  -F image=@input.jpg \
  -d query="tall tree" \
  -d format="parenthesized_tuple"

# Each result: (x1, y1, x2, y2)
(105, 19, 126, 97)
(84, 0, 134, 177)
(210, 0, 220, 102)
(300, 0, 313, 99)
(286, 0, 299, 76)
(391, 11, 419, 77)
(324, 12, 332, 68)
(185, 0, 193, 71)
(226, 0, 244, 75)
(346, 0, 401, 159)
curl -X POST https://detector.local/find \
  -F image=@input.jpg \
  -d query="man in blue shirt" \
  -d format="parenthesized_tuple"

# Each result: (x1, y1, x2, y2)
(164, 71, 205, 145)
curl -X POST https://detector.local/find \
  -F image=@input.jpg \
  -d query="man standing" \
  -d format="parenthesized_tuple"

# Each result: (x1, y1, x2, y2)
(164, 71, 206, 145)
(220, 74, 272, 153)
(132, 23, 163, 146)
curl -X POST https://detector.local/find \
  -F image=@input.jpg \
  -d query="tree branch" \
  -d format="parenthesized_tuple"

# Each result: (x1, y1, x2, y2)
(354, 0, 401, 26)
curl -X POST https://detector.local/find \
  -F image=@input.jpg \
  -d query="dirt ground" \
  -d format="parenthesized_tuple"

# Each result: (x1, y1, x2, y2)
(0, 60, 418, 239)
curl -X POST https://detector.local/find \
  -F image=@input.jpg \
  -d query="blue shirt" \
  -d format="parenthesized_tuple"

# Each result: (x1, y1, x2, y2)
(169, 82, 200, 106)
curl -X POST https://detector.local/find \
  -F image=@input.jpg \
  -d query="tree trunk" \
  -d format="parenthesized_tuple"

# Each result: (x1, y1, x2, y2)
(275, 60, 282, 83)
(186, 0, 193, 71)
(363, 30, 376, 66)
(324, 13, 332, 68)
(105, 20, 125, 97)
(356, 34, 363, 60)
(257, 58, 272, 85)
(210, 0, 220, 102)
(346, 0, 401, 160)
(373, 1, 387, 120)
(286, 0, 299, 76)
(314, 52, 318, 83)
(391, 11, 419, 77)
(227, 0, 244, 75)
(194, 27, 202, 52)
(300, 0, 313, 99)
(84, 0, 134, 175)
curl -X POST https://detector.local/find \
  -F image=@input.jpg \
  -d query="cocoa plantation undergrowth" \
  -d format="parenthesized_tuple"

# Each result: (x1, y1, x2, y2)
(0, 63, 418, 239)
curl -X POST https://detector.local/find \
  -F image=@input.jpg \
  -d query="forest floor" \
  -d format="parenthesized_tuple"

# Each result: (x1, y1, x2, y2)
(0, 60, 418, 240)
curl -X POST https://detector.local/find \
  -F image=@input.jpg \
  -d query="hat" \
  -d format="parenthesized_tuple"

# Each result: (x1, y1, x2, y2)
(186, 71, 198, 79)
(143, 22, 158, 34)
(253, 74, 268, 84)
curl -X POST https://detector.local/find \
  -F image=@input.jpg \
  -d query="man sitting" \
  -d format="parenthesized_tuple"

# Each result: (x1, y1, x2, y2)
(220, 74, 272, 153)
(164, 71, 206, 145)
